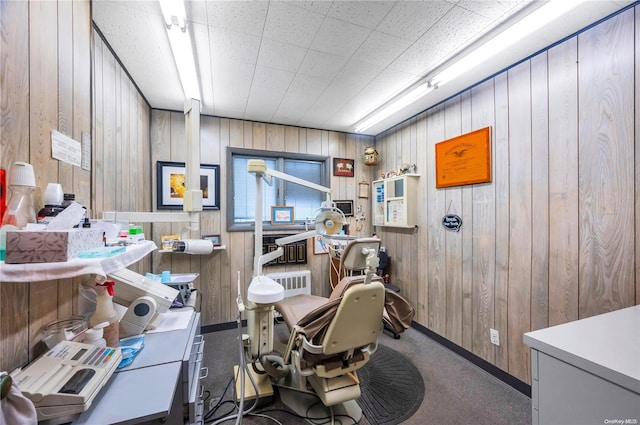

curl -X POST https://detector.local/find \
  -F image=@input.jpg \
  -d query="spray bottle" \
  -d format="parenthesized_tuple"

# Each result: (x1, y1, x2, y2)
(89, 279, 120, 347)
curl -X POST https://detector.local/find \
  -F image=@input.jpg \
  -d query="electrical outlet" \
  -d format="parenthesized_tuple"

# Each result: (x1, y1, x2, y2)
(490, 328, 500, 346)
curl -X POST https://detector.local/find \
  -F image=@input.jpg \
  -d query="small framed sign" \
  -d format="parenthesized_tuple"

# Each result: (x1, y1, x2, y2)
(271, 206, 295, 225)
(358, 181, 369, 199)
(202, 234, 221, 246)
(333, 158, 355, 177)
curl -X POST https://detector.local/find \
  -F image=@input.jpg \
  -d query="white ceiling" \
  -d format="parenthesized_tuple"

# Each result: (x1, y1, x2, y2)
(92, 1, 631, 136)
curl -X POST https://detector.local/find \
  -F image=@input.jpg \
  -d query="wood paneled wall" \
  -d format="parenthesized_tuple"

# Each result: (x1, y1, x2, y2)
(147, 113, 375, 325)
(374, 8, 639, 384)
(0, 0, 92, 372)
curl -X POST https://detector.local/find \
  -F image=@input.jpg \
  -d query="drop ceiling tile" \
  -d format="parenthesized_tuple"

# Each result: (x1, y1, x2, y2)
(388, 39, 448, 77)
(377, 1, 454, 41)
(208, 27, 261, 65)
(288, 73, 329, 98)
(297, 50, 349, 80)
(252, 66, 295, 93)
(327, 1, 395, 29)
(272, 91, 317, 123)
(351, 30, 413, 67)
(245, 86, 287, 120)
(330, 59, 385, 95)
(457, 0, 531, 20)
(263, 1, 325, 48)
(257, 38, 307, 72)
(204, 0, 269, 36)
(289, 1, 333, 16)
(309, 16, 372, 57)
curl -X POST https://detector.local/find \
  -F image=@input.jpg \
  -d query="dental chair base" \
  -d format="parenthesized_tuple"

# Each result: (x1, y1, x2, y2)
(279, 387, 362, 425)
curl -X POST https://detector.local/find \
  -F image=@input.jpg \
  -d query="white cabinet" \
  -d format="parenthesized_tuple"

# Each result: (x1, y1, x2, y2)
(524, 306, 640, 425)
(372, 174, 419, 228)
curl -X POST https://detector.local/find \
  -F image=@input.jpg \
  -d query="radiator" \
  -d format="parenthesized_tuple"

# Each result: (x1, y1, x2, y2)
(266, 270, 311, 298)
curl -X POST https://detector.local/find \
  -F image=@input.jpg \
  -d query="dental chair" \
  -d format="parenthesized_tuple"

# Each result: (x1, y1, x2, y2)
(330, 237, 381, 289)
(266, 240, 385, 422)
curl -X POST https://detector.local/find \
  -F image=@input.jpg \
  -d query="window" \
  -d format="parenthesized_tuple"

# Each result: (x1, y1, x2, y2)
(227, 147, 330, 231)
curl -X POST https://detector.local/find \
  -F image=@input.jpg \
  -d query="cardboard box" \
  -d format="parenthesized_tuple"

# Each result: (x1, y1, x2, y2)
(5, 229, 104, 264)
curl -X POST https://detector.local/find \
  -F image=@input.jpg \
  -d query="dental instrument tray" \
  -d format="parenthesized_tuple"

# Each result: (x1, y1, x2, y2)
(12, 340, 122, 423)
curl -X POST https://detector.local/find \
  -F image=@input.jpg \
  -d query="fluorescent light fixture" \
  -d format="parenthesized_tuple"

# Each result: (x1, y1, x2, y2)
(431, 0, 586, 87)
(354, 83, 432, 134)
(354, 0, 585, 133)
(158, 0, 201, 101)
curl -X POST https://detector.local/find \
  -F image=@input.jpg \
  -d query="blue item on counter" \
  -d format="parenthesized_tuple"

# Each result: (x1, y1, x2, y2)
(77, 246, 126, 258)
(117, 334, 145, 369)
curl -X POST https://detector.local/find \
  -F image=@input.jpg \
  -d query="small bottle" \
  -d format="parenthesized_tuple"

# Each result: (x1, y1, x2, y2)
(37, 183, 65, 224)
(83, 322, 108, 347)
(1, 162, 37, 228)
(1, 162, 36, 261)
(61, 193, 76, 209)
(90, 280, 120, 347)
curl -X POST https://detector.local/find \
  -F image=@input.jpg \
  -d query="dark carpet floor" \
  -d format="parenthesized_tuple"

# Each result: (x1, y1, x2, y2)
(200, 323, 531, 424)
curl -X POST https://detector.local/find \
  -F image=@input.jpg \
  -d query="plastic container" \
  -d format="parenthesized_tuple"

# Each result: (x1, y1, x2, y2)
(41, 316, 88, 350)
(1, 162, 36, 228)
(89, 280, 120, 347)
(1, 162, 36, 261)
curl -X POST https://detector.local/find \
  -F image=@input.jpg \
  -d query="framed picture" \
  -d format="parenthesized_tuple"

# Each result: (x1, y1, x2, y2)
(271, 206, 294, 225)
(313, 235, 329, 254)
(435, 126, 491, 188)
(157, 161, 220, 210)
(358, 181, 369, 198)
(202, 234, 221, 246)
(333, 158, 354, 177)
(334, 200, 354, 217)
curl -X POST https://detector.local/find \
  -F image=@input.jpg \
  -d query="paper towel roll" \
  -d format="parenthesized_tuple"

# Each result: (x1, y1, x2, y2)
(176, 239, 214, 255)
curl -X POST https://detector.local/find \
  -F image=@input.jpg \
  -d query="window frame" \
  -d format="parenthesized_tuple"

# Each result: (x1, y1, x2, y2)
(226, 147, 330, 232)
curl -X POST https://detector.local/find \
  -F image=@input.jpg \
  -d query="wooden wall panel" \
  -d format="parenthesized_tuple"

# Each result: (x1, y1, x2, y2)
(470, 79, 496, 363)
(507, 61, 533, 384)
(577, 10, 635, 318)
(530, 52, 550, 333)
(1, 0, 31, 372)
(492, 72, 510, 373)
(548, 38, 579, 326)
(443, 97, 463, 347)
(426, 105, 446, 335)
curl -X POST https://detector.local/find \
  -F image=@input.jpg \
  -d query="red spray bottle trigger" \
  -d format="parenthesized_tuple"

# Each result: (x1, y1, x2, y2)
(96, 280, 115, 296)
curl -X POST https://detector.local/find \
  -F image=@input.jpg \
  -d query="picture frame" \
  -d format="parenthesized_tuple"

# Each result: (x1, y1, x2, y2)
(313, 235, 329, 254)
(333, 158, 355, 177)
(202, 234, 221, 246)
(271, 206, 294, 225)
(157, 161, 220, 210)
(358, 181, 369, 199)
(334, 200, 354, 217)
(435, 126, 491, 188)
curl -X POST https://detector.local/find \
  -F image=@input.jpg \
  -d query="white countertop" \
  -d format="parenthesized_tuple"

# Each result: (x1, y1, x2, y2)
(0, 241, 156, 282)
(524, 305, 640, 394)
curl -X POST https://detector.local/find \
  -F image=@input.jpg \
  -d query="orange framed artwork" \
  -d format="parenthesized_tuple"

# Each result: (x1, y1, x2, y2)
(435, 126, 491, 188)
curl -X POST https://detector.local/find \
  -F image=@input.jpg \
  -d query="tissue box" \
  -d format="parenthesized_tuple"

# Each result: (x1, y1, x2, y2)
(5, 229, 104, 264)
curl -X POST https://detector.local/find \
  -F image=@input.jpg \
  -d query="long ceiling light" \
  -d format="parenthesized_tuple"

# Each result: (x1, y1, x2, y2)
(354, 82, 432, 134)
(158, 0, 201, 101)
(353, 0, 586, 134)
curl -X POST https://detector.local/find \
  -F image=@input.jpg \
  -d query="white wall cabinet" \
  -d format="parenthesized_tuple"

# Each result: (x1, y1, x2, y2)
(372, 174, 419, 228)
